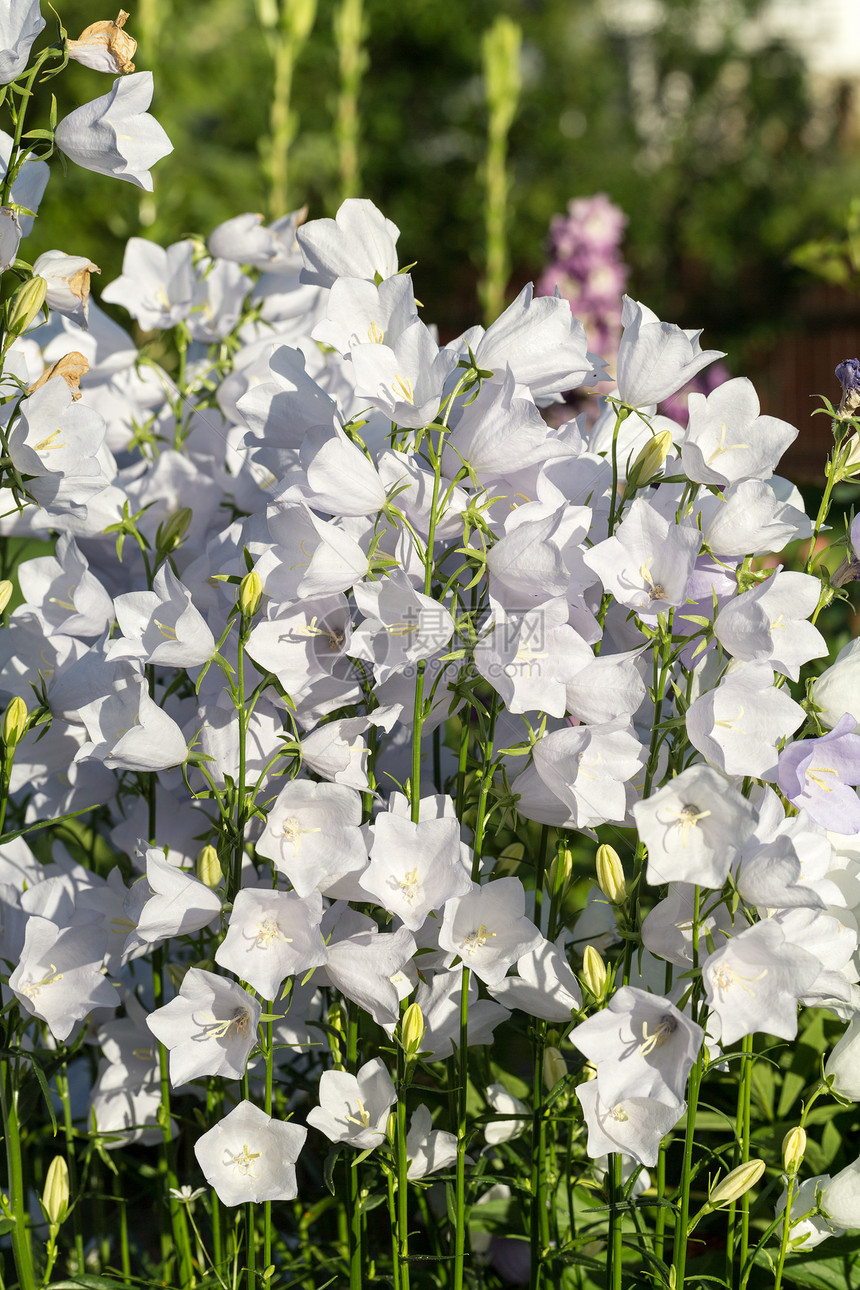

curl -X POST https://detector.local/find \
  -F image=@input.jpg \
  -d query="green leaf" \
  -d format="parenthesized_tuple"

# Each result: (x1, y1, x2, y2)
(49, 1278, 133, 1290)
(323, 1142, 344, 1196)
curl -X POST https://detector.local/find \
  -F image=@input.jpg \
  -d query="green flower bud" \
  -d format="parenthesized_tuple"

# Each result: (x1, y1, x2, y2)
(0, 580, 12, 614)
(41, 1156, 69, 1227)
(708, 1159, 765, 1208)
(482, 16, 522, 134)
(7, 275, 47, 341)
(546, 845, 573, 898)
(782, 1126, 807, 1177)
(3, 696, 28, 749)
(543, 1045, 567, 1092)
(596, 844, 626, 905)
(196, 844, 223, 889)
(156, 507, 193, 554)
(238, 570, 263, 618)
(623, 428, 674, 497)
(581, 945, 607, 999)
(401, 1002, 425, 1056)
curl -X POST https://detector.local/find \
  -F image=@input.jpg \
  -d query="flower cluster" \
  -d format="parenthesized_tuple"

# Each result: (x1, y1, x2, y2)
(3, 16, 860, 1281)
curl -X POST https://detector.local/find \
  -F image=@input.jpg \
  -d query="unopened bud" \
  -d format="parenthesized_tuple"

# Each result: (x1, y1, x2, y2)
(157, 507, 193, 554)
(2, 696, 28, 749)
(196, 844, 223, 889)
(328, 1001, 346, 1042)
(401, 1002, 425, 1057)
(0, 581, 12, 614)
(239, 571, 263, 618)
(782, 1126, 807, 1176)
(7, 275, 47, 341)
(708, 1159, 766, 1209)
(546, 845, 573, 898)
(623, 429, 673, 496)
(596, 844, 626, 905)
(581, 945, 607, 998)
(41, 1156, 69, 1227)
(543, 1045, 567, 1092)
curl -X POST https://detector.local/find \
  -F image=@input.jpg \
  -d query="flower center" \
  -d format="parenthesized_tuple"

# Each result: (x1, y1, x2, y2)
(197, 1006, 252, 1041)
(20, 963, 64, 999)
(639, 1015, 677, 1056)
(224, 1143, 261, 1177)
(345, 1099, 371, 1128)
(250, 917, 292, 950)
(462, 924, 496, 956)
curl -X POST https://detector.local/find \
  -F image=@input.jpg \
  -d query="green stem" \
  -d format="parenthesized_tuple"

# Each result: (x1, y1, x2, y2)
(346, 1011, 362, 1290)
(334, 0, 365, 201)
(671, 886, 704, 1290)
(607, 1153, 623, 1290)
(55, 1064, 85, 1274)
(1, 1060, 36, 1290)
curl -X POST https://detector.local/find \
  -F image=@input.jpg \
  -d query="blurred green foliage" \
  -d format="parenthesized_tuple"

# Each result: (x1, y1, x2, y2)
(26, 0, 860, 350)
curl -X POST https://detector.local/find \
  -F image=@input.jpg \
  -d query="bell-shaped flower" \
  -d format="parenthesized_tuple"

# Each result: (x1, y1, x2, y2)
(698, 478, 810, 559)
(76, 663, 188, 772)
(575, 1080, 684, 1167)
(702, 919, 821, 1045)
(529, 717, 646, 830)
(54, 72, 173, 190)
(256, 779, 367, 896)
(734, 835, 827, 911)
(9, 375, 107, 481)
(484, 1082, 529, 1145)
(18, 534, 114, 638)
(237, 345, 339, 465)
(0, 1, 45, 84)
(208, 209, 304, 269)
(0, 207, 20, 271)
(101, 237, 194, 330)
(320, 911, 416, 1028)
(406, 1104, 458, 1180)
(194, 1100, 307, 1206)
(0, 129, 47, 237)
(821, 1158, 860, 1231)
(187, 257, 253, 342)
(686, 661, 805, 780)
(615, 296, 725, 407)
(487, 934, 582, 1021)
(679, 377, 796, 486)
(776, 1175, 842, 1251)
(438, 877, 542, 987)
(415, 967, 510, 1060)
(568, 986, 703, 1109)
(351, 318, 457, 429)
(813, 637, 860, 732)
(777, 715, 860, 834)
(122, 848, 221, 953)
(108, 562, 215, 667)
(825, 1015, 860, 1099)
(145, 968, 261, 1088)
(585, 497, 702, 615)
(351, 568, 454, 686)
(257, 504, 369, 601)
(713, 570, 825, 681)
(472, 283, 599, 402)
(359, 811, 470, 930)
(306, 1057, 396, 1149)
(9, 915, 117, 1041)
(214, 887, 327, 1000)
(442, 368, 572, 483)
(641, 883, 734, 968)
(281, 420, 387, 517)
(297, 198, 399, 288)
(90, 1062, 168, 1149)
(34, 250, 100, 326)
(474, 597, 589, 717)
(313, 272, 418, 355)
(633, 764, 757, 888)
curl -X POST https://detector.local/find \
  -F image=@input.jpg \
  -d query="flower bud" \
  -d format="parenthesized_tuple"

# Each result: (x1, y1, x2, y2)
(6, 275, 47, 342)
(782, 1127, 807, 1177)
(2, 696, 28, 749)
(543, 1045, 567, 1092)
(708, 1159, 766, 1208)
(196, 844, 223, 889)
(238, 571, 263, 618)
(157, 507, 193, 555)
(0, 581, 12, 614)
(581, 945, 607, 998)
(546, 845, 573, 898)
(596, 844, 626, 905)
(401, 1002, 425, 1057)
(41, 1156, 69, 1227)
(623, 428, 673, 496)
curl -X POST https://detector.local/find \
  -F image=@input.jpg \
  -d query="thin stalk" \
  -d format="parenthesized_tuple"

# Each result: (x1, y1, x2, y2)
(1, 1061, 36, 1290)
(607, 1153, 623, 1290)
(334, 0, 366, 201)
(347, 1011, 362, 1290)
(479, 18, 521, 324)
(152, 947, 194, 1285)
(263, 1003, 274, 1273)
(671, 886, 704, 1289)
(55, 1064, 85, 1273)
(529, 825, 553, 1290)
